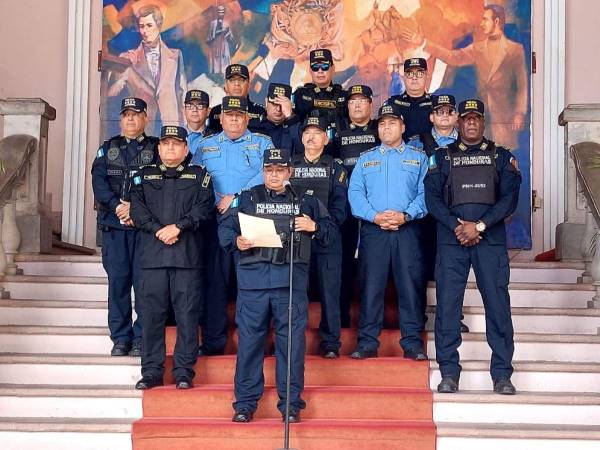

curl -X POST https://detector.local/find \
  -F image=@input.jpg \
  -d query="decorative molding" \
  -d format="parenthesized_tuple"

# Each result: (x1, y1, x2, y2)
(62, 0, 92, 245)
(543, 0, 566, 250)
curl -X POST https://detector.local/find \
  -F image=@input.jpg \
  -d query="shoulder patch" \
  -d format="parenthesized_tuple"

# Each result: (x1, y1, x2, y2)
(230, 195, 240, 208)
(338, 170, 347, 184)
(427, 154, 438, 170)
(133, 175, 142, 185)
(96, 147, 104, 159)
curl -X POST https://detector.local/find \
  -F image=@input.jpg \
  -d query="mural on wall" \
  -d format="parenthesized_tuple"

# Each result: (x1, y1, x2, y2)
(101, 0, 533, 248)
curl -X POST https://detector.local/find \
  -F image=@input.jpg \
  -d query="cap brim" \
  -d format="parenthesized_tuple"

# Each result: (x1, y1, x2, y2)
(459, 111, 484, 117)
(160, 136, 186, 142)
(222, 107, 247, 113)
(120, 107, 144, 114)
(433, 105, 456, 110)
(301, 124, 326, 132)
(263, 162, 290, 166)
(226, 74, 249, 79)
(378, 113, 404, 121)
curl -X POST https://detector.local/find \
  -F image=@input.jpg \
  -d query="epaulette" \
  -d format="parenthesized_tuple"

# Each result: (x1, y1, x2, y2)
(187, 162, 206, 169)
(252, 101, 265, 109)
(361, 146, 379, 155)
(139, 163, 157, 169)
(334, 157, 343, 165)
(252, 132, 272, 140)
(96, 147, 105, 158)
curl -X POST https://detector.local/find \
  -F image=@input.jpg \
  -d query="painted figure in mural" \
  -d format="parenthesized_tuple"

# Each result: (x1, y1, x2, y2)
(403, 4, 528, 148)
(424, 99, 521, 395)
(207, 5, 236, 76)
(184, 89, 211, 156)
(108, 4, 187, 133)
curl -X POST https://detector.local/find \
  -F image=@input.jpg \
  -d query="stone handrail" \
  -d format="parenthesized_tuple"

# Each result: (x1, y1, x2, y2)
(0, 134, 38, 278)
(570, 141, 600, 306)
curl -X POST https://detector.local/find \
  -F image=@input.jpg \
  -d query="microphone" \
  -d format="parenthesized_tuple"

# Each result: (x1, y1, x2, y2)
(282, 180, 299, 200)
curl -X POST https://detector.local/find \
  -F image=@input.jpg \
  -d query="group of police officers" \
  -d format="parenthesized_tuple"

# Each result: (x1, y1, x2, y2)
(92, 48, 522, 423)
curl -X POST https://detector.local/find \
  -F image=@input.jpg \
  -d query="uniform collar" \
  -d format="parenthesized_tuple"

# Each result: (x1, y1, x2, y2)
(219, 129, 252, 143)
(380, 142, 406, 154)
(432, 127, 458, 142)
(123, 133, 146, 144)
(457, 138, 489, 152)
(303, 152, 324, 164)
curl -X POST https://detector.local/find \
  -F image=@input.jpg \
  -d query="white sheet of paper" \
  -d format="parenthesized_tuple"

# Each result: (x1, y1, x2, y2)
(238, 212, 283, 248)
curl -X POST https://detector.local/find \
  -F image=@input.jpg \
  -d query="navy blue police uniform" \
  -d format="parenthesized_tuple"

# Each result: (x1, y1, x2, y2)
(290, 115, 348, 355)
(91, 97, 159, 356)
(424, 99, 521, 388)
(130, 126, 215, 389)
(219, 148, 334, 421)
(348, 103, 429, 359)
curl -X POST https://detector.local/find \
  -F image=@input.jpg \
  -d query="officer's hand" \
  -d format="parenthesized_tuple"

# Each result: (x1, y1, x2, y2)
(462, 236, 482, 247)
(272, 95, 294, 119)
(456, 220, 480, 245)
(383, 210, 406, 227)
(116, 201, 130, 221)
(295, 214, 317, 232)
(217, 194, 235, 214)
(156, 224, 181, 244)
(237, 236, 254, 251)
(374, 213, 388, 227)
(124, 218, 135, 227)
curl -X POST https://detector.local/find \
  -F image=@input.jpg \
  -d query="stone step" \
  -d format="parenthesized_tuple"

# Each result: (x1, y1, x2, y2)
(0, 418, 131, 450)
(0, 300, 108, 327)
(2, 276, 108, 301)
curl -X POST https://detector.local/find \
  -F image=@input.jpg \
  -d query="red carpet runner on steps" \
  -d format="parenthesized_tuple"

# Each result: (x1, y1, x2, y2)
(132, 302, 436, 450)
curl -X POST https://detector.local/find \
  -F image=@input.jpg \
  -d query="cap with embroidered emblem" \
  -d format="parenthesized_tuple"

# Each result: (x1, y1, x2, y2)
(377, 102, 404, 121)
(432, 94, 456, 110)
(120, 97, 147, 114)
(222, 96, 248, 112)
(301, 115, 328, 132)
(267, 83, 292, 101)
(310, 48, 333, 65)
(404, 57, 427, 71)
(348, 85, 373, 99)
(458, 99, 485, 117)
(225, 64, 250, 80)
(263, 148, 291, 166)
(160, 125, 188, 141)
(184, 89, 209, 105)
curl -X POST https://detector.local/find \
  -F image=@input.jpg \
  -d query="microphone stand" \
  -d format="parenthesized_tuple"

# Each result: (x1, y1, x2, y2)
(277, 189, 298, 450)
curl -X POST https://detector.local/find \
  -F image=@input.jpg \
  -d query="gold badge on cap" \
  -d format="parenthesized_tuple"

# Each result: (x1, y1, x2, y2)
(465, 100, 479, 110)
(231, 65, 241, 73)
(229, 98, 241, 108)
(273, 86, 285, 96)
(124, 98, 136, 107)
(165, 126, 179, 136)
(308, 117, 319, 125)
(439, 95, 449, 103)
(314, 50, 324, 58)
(411, 58, 420, 65)
(381, 105, 393, 115)
(351, 86, 363, 94)
(191, 91, 200, 98)
(270, 149, 282, 159)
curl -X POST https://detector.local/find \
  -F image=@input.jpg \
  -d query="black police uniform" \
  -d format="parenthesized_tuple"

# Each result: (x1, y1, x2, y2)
(219, 179, 334, 417)
(388, 92, 433, 142)
(130, 144, 215, 384)
(249, 114, 303, 155)
(91, 101, 159, 353)
(424, 136, 521, 383)
(290, 151, 348, 354)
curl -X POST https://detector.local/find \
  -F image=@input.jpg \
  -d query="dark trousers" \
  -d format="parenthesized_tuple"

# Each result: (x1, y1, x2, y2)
(435, 242, 514, 381)
(311, 245, 342, 351)
(201, 220, 235, 353)
(233, 287, 308, 414)
(140, 268, 203, 380)
(356, 221, 426, 352)
(340, 215, 360, 327)
(101, 228, 141, 345)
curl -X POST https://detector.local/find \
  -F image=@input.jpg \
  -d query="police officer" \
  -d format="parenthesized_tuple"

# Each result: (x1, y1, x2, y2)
(219, 148, 334, 423)
(424, 99, 521, 395)
(192, 96, 274, 356)
(91, 97, 159, 357)
(388, 58, 433, 141)
(290, 115, 348, 358)
(131, 126, 215, 390)
(333, 84, 380, 326)
(206, 64, 266, 134)
(250, 82, 303, 154)
(184, 89, 211, 155)
(293, 49, 348, 148)
(348, 102, 428, 361)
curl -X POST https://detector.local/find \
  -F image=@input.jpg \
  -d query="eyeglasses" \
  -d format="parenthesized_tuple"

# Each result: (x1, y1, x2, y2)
(310, 62, 331, 72)
(185, 104, 207, 111)
(433, 108, 456, 116)
(404, 70, 426, 80)
(348, 98, 371, 105)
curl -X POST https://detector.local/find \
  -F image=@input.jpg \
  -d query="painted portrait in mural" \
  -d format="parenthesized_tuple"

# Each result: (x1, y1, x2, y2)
(100, 0, 532, 248)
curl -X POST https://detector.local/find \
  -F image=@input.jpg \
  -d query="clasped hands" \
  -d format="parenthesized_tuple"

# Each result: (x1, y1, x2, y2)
(115, 201, 134, 227)
(374, 210, 406, 230)
(455, 219, 482, 247)
(155, 224, 181, 246)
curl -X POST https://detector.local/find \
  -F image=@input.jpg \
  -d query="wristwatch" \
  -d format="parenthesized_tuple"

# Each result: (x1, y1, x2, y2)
(403, 212, 412, 222)
(475, 221, 487, 233)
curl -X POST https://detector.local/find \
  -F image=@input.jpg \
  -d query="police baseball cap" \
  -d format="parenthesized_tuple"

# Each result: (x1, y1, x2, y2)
(377, 102, 404, 121)
(348, 85, 373, 99)
(160, 125, 188, 141)
(301, 115, 328, 132)
(120, 97, 147, 114)
(225, 64, 250, 80)
(222, 96, 248, 112)
(458, 99, 485, 117)
(184, 89, 209, 105)
(310, 48, 333, 65)
(432, 94, 456, 110)
(263, 148, 291, 166)
(404, 57, 428, 71)
(267, 83, 292, 101)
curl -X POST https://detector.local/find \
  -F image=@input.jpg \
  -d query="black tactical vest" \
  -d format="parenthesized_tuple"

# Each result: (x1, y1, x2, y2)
(239, 187, 311, 266)
(290, 154, 334, 207)
(337, 121, 379, 169)
(299, 83, 346, 128)
(445, 141, 498, 207)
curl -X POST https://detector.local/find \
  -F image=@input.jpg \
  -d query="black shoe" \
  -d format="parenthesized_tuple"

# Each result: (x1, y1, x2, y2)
(198, 346, 225, 357)
(437, 376, 459, 393)
(128, 342, 142, 357)
(320, 348, 340, 359)
(282, 411, 301, 423)
(493, 377, 516, 395)
(175, 377, 193, 389)
(350, 348, 378, 359)
(111, 343, 130, 357)
(403, 348, 428, 361)
(135, 376, 163, 390)
(232, 410, 253, 423)
(460, 321, 470, 333)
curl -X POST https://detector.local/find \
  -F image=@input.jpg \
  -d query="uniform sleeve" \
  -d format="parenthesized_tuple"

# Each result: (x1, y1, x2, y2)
(176, 171, 216, 232)
(424, 151, 461, 232)
(302, 196, 333, 246)
(91, 146, 121, 212)
(130, 178, 163, 235)
(218, 192, 248, 251)
(292, 87, 310, 121)
(403, 153, 428, 220)
(348, 158, 378, 222)
(479, 149, 522, 228)
(328, 162, 348, 226)
(242, 137, 271, 190)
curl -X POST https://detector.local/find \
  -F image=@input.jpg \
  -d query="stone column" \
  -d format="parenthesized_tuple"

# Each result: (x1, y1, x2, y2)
(0, 98, 56, 253)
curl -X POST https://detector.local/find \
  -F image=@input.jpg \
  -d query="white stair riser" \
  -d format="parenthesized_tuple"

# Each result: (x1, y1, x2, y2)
(0, 307, 107, 327)
(2, 282, 108, 302)
(434, 402, 600, 426)
(0, 396, 142, 419)
(0, 334, 113, 354)
(0, 364, 140, 386)
(437, 437, 600, 450)
(425, 313, 600, 335)
(467, 268, 580, 284)
(18, 262, 106, 278)
(427, 289, 592, 309)
(430, 370, 600, 393)
(0, 432, 131, 450)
